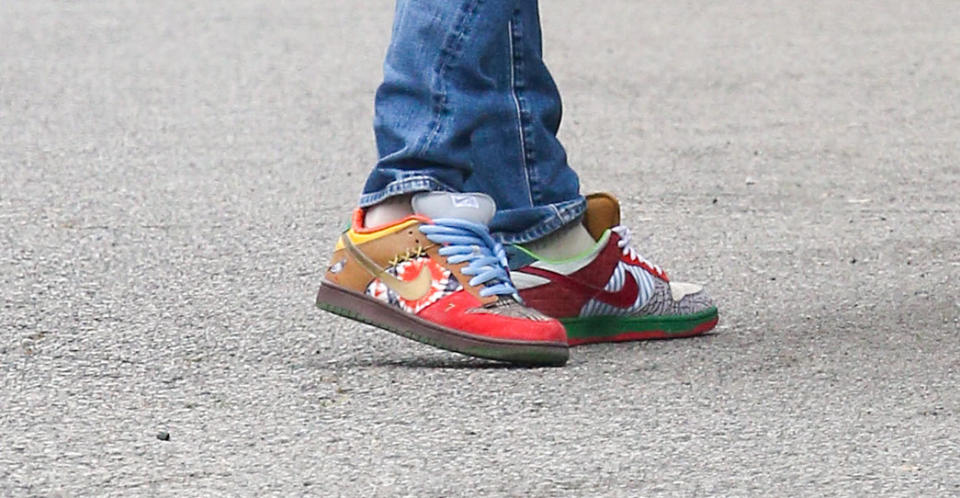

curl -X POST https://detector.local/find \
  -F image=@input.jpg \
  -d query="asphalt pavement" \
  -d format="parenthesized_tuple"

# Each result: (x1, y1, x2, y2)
(2, 0, 959, 495)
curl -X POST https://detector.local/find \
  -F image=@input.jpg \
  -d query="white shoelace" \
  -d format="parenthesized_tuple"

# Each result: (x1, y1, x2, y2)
(611, 225, 663, 275)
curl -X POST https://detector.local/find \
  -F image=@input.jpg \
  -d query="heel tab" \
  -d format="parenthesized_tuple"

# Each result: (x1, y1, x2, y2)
(583, 192, 621, 240)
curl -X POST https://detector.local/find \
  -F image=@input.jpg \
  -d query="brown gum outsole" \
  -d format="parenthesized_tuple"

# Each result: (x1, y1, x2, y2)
(315, 281, 569, 367)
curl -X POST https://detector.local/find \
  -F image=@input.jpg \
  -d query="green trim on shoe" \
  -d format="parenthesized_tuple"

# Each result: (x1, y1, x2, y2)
(515, 230, 612, 264)
(562, 307, 719, 345)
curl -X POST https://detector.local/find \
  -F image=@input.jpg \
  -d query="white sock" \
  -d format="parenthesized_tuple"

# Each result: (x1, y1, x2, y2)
(523, 219, 597, 261)
(363, 194, 414, 228)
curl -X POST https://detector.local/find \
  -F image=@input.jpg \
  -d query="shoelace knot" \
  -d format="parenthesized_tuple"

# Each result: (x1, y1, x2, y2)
(611, 225, 664, 276)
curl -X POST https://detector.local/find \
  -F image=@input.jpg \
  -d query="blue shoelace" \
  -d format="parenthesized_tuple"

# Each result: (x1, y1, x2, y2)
(419, 218, 518, 299)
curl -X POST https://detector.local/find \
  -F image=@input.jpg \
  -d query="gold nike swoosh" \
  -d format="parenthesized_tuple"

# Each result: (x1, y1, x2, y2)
(341, 234, 434, 301)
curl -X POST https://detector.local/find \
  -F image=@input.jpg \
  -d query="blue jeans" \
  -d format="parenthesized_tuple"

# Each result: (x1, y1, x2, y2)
(359, 0, 585, 244)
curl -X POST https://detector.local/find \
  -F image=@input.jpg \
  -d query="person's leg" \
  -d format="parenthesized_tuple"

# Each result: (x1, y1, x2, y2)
(461, 0, 585, 244)
(454, 2, 717, 344)
(363, 0, 585, 244)
(324, 0, 716, 356)
(362, 0, 523, 210)
(318, 0, 571, 365)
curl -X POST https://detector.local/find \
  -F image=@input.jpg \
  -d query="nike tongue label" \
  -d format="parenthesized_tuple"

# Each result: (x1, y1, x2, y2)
(451, 194, 480, 209)
(519, 267, 640, 308)
(412, 192, 495, 225)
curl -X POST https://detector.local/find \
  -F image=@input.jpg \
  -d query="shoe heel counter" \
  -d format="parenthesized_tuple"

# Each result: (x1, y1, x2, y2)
(324, 223, 414, 292)
(324, 255, 345, 283)
(323, 229, 351, 286)
(324, 229, 370, 291)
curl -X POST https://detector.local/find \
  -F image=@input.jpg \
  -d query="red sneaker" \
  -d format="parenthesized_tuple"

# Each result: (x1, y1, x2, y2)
(509, 193, 718, 346)
(316, 192, 568, 365)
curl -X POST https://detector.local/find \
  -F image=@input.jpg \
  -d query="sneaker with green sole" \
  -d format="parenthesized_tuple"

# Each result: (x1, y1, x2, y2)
(508, 193, 718, 345)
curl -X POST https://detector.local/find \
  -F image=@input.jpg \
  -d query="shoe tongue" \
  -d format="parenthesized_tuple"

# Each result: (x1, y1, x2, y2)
(411, 192, 496, 226)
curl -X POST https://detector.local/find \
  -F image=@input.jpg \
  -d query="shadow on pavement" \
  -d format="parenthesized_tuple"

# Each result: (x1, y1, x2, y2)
(312, 353, 545, 370)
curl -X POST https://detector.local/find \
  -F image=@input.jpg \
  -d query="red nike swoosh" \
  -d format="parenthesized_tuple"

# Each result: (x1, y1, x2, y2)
(520, 266, 639, 308)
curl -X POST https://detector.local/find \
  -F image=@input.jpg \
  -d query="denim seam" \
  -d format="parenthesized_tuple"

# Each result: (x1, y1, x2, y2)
(507, 15, 535, 207)
(419, 0, 482, 155)
(358, 176, 456, 207)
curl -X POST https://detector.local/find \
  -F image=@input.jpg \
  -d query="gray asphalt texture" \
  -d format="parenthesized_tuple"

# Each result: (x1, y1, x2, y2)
(2, 0, 959, 496)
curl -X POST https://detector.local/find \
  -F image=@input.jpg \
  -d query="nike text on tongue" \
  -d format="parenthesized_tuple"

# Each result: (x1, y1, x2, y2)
(451, 194, 481, 209)
(412, 192, 496, 225)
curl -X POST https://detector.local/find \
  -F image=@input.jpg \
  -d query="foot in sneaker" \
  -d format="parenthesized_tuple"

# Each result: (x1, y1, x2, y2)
(508, 193, 719, 346)
(316, 192, 569, 365)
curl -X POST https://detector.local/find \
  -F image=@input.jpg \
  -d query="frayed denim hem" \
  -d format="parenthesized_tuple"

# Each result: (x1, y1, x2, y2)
(493, 197, 586, 245)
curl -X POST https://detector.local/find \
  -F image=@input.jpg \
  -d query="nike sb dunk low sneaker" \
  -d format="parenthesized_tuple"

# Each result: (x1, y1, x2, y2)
(508, 193, 719, 346)
(316, 192, 568, 366)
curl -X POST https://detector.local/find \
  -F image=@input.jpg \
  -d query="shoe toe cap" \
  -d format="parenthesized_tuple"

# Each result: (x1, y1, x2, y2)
(465, 306, 568, 344)
(669, 281, 703, 301)
(419, 293, 568, 344)
(641, 279, 716, 316)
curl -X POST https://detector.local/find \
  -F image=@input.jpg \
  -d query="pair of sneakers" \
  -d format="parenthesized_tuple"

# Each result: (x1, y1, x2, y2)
(316, 192, 718, 366)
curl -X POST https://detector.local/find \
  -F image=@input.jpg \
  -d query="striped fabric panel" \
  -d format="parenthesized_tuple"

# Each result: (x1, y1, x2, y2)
(578, 262, 656, 317)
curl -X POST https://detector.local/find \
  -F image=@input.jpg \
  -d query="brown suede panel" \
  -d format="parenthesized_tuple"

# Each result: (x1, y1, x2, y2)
(324, 225, 431, 292)
(583, 192, 621, 240)
(324, 222, 497, 306)
(323, 245, 368, 291)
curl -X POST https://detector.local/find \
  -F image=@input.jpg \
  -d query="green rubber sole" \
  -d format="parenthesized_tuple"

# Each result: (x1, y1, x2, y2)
(562, 307, 719, 345)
